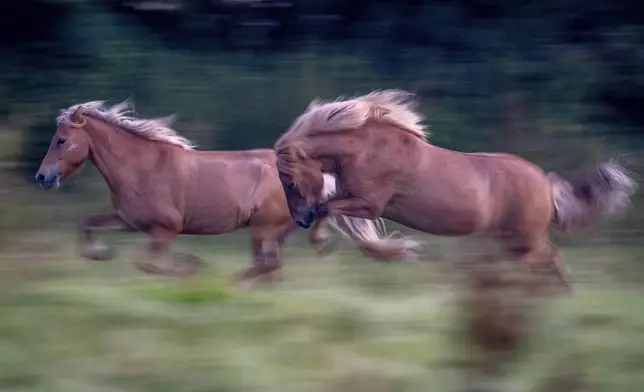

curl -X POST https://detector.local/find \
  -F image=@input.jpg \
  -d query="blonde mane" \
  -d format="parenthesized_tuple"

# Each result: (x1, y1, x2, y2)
(283, 89, 428, 141)
(57, 99, 196, 150)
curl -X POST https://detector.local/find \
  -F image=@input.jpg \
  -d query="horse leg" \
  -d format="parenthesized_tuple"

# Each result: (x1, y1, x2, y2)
(255, 218, 336, 255)
(78, 212, 134, 261)
(240, 219, 337, 282)
(309, 218, 336, 255)
(134, 228, 206, 277)
(504, 238, 572, 295)
(547, 246, 572, 293)
(297, 172, 395, 227)
(236, 225, 286, 286)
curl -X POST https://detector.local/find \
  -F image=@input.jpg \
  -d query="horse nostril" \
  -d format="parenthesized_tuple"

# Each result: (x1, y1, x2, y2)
(295, 217, 312, 229)
(36, 173, 45, 183)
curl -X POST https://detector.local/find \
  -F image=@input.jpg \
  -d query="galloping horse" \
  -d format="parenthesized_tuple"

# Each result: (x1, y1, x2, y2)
(274, 89, 637, 289)
(35, 99, 413, 280)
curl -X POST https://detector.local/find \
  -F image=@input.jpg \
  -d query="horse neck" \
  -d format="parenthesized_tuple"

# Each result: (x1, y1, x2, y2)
(85, 118, 164, 192)
(306, 130, 361, 169)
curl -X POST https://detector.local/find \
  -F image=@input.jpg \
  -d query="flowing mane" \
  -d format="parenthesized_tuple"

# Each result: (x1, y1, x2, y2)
(282, 89, 428, 142)
(57, 99, 196, 150)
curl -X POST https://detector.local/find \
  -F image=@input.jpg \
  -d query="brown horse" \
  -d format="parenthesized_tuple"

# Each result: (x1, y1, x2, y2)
(274, 89, 637, 289)
(35, 99, 413, 280)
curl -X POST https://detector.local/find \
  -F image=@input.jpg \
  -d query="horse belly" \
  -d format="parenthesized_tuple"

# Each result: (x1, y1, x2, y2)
(181, 199, 246, 235)
(388, 209, 482, 235)
(385, 193, 486, 236)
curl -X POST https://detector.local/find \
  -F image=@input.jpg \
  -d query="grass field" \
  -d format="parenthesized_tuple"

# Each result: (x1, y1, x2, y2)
(1, 228, 644, 392)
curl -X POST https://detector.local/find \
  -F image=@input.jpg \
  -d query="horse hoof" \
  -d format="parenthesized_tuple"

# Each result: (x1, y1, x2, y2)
(134, 253, 206, 277)
(552, 281, 574, 297)
(314, 239, 337, 257)
(171, 253, 207, 277)
(234, 267, 282, 289)
(234, 267, 257, 282)
(80, 243, 115, 261)
(252, 271, 282, 289)
(234, 274, 258, 291)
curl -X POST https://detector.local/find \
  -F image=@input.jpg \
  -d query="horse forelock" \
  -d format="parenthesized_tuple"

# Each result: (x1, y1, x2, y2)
(284, 89, 428, 141)
(56, 99, 196, 150)
(276, 143, 321, 194)
(276, 144, 304, 179)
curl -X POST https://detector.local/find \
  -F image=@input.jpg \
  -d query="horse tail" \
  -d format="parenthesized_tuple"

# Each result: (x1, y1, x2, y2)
(549, 160, 637, 232)
(319, 174, 422, 261)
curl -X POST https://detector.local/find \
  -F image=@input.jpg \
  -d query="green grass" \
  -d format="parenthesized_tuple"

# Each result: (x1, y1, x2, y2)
(0, 229, 644, 392)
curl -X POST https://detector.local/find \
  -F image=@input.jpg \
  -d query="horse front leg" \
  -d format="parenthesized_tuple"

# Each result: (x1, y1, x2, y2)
(295, 196, 384, 228)
(264, 218, 336, 255)
(78, 212, 134, 261)
(309, 218, 336, 255)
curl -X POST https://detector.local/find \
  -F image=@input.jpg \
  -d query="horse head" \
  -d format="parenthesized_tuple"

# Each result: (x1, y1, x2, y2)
(35, 105, 92, 189)
(275, 144, 325, 228)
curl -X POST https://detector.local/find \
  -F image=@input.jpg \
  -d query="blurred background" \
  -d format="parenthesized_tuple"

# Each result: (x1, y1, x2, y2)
(1, 0, 644, 391)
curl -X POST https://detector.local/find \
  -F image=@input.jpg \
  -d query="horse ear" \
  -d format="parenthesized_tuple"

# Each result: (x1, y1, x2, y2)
(291, 145, 308, 160)
(305, 98, 321, 113)
(70, 106, 84, 123)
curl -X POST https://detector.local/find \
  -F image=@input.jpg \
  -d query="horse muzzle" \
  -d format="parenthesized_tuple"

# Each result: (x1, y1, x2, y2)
(35, 170, 61, 189)
(293, 203, 330, 229)
(294, 205, 318, 228)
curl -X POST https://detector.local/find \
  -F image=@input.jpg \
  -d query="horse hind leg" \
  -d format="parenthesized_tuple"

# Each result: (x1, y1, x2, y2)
(78, 212, 134, 261)
(504, 239, 572, 295)
(236, 224, 287, 286)
(535, 246, 572, 294)
(134, 228, 206, 277)
(255, 237, 283, 285)
(548, 246, 572, 293)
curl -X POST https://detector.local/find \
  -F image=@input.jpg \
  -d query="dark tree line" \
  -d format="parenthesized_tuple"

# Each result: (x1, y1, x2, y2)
(0, 0, 642, 127)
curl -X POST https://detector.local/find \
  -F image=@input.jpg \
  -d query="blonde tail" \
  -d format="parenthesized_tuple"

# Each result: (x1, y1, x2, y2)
(549, 160, 637, 232)
(319, 174, 422, 261)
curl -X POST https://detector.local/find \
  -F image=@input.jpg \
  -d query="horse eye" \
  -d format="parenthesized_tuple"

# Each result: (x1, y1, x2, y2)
(287, 183, 296, 190)
(56, 138, 66, 147)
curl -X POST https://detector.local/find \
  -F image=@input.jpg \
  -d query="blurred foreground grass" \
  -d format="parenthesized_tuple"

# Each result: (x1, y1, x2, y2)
(1, 229, 644, 392)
